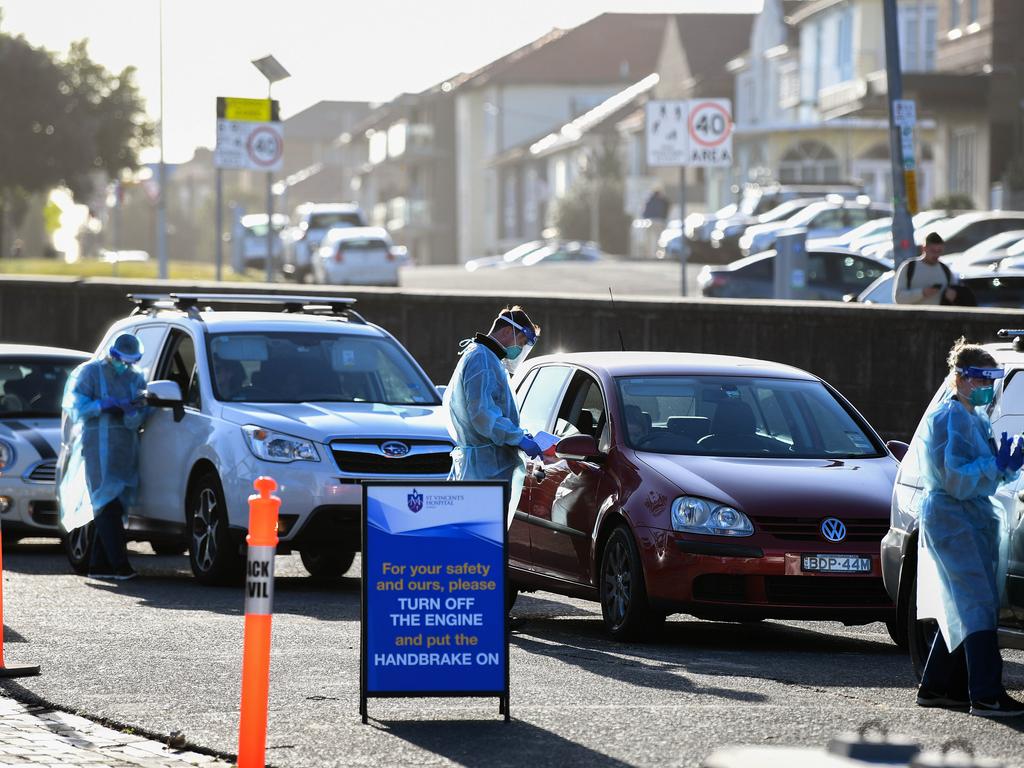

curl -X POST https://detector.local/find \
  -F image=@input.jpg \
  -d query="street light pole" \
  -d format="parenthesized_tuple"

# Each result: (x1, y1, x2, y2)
(251, 55, 290, 284)
(156, 0, 168, 279)
(883, 0, 916, 268)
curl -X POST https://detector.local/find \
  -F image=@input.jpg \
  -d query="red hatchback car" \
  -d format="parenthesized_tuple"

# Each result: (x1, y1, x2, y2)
(508, 352, 899, 640)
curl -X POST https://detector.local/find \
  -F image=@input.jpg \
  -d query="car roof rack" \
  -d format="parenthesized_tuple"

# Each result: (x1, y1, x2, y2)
(127, 293, 365, 323)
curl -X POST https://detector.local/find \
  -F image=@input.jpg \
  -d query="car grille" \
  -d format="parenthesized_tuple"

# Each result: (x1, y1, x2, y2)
(764, 576, 891, 606)
(330, 440, 452, 476)
(25, 461, 57, 484)
(753, 516, 889, 543)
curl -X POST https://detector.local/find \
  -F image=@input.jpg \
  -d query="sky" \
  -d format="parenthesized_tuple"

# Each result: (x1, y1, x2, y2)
(1, 0, 761, 163)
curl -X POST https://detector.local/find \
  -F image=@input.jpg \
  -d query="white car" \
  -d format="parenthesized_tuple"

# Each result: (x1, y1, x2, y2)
(313, 227, 400, 287)
(0, 345, 90, 539)
(283, 203, 366, 282)
(740, 199, 892, 256)
(58, 294, 452, 584)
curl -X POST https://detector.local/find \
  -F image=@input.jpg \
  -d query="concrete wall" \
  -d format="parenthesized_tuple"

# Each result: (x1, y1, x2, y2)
(1, 277, 1020, 440)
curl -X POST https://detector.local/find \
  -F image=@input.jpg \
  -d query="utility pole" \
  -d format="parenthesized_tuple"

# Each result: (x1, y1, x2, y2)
(156, 0, 168, 279)
(883, 0, 917, 268)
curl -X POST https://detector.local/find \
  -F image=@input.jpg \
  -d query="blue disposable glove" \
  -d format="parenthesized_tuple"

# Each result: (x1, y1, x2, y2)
(995, 432, 1013, 472)
(1010, 437, 1024, 473)
(99, 397, 124, 416)
(518, 435, 542, 459)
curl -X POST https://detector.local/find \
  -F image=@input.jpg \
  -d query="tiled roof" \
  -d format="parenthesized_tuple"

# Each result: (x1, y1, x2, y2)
(673, 13, 755, 92)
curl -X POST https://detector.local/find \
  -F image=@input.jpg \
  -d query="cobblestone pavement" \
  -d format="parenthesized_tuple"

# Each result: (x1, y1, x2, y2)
(0, 693, 232, 767)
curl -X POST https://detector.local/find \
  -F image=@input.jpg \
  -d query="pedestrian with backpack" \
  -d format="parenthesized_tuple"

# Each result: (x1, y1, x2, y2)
(893, 232, 959, 304)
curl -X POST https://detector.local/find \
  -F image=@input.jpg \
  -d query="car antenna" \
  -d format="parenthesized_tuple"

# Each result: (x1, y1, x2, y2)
(608, 287, 626, 352)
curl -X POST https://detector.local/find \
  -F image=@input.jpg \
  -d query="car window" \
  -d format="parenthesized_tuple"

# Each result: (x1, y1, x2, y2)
(739, 255, 773, 281)
(554, 372, 606, 440)
(307, 212, 362, 229)
(810, 209, 844, 229)
(839, 255, 887, 288)
(517, 365, 573, 436)
(207, 331, 438, 405)
(616, 375, 882, 458)
(337, 238, 389, 251)
(132, 325, 168, 381)
(156, 330, 200, 409)
(806, 251, 828, 285)
(0, 356, 82, 418)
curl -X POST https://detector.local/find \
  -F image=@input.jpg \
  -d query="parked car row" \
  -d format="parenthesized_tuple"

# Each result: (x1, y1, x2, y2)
(464, 240, 605, 272)
(4, 301, 1019, 666)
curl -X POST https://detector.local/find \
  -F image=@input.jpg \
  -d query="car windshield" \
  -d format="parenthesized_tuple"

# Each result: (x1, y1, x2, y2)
(616, 375, 882, 459)
(758, 200, 810, 224)
(0, 356, 82, 418)
(307, 212, 361, 230)
(336, 237, 389, 251)
(788, 203, 829, 227)
(208, 332, 439, 406)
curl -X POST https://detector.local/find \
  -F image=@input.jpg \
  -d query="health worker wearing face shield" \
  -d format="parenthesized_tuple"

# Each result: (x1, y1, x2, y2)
(444, 306, 542, 525)
(58, 333, 149, 581)
(914, 337, 1024, 717)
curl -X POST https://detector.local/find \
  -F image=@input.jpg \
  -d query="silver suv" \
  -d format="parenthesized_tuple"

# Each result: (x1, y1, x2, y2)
(58, 294, 452, 584)
(883, 330, 1024, 673)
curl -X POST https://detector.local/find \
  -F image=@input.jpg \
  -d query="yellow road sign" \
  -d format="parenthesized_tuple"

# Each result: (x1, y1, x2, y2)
(218, 97, 274, 122)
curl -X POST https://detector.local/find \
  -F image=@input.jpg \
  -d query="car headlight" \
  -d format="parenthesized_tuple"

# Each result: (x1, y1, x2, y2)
(242, 426, 320, 463)
(0, 440, 15, 473)
(671, 496, 753, 537)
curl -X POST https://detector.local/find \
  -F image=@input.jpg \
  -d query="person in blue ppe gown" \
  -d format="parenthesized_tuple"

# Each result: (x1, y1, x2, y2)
(59, 333, 149, 581)
(915, 337, 1024, 717)
(444, 306, 542, 525)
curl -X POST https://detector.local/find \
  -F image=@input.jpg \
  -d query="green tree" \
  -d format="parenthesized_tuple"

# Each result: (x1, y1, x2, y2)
(552, 136, 631, 254)
(0, 19, 152, 252)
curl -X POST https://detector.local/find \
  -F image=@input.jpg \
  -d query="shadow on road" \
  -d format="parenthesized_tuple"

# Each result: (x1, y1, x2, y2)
(378, 718, 634, 768)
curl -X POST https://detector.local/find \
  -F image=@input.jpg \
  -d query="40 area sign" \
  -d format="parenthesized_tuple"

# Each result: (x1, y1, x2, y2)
(646, 99, 733, 168)
(360, 482, 510, 723)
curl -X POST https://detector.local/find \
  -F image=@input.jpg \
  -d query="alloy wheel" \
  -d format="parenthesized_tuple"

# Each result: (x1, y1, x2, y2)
(191, 487, 219, 573)
(69, 525, 90, 562)
(602, 536, 632, 628)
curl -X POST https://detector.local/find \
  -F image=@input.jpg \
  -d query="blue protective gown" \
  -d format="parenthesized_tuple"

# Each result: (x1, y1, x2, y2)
(916, 394, 1016, 651)
(58, 359, 148, 532)
(443, 338, 526, 525)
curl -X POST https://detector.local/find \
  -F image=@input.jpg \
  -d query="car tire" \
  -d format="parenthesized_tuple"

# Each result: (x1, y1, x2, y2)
(299, 547, 356, 582)
(187, 471, 243, 586)
(906, 571, 938, 680)
(886, 618, 909, 650)
(151, 541, 187, 556)
(62, 522, 93, 575)
(599, 524, 665, 641)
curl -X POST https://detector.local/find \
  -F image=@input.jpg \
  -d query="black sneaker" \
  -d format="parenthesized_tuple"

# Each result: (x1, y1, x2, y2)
(917, 688, 969, 709)
(111, 566, 138, 581)
(970, 693, 1024, 718)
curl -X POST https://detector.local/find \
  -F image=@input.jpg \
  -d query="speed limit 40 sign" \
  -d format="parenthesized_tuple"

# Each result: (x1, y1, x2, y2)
(646, 99, 732, 168)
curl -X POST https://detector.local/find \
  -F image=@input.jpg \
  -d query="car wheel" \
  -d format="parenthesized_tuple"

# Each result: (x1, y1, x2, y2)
(599, 524, 665, 641)
(299, 547, 356, 582)
(886, 618, 909, 650)
(187, 471, 243, 586)
(906, 571, 938, 680)
(62, 522, 93, 575)
(150, 541, 187, 556)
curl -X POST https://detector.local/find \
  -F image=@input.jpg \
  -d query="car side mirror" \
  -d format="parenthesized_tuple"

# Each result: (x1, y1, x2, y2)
(555, 434, 602, 462)
(886, 440, 909, 462)
(146, 380, 185, 422)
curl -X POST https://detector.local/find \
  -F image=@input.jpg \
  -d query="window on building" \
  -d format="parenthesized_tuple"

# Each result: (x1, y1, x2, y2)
(900, 2, 939, 72)
(778, 141, 841, 183)
(949, 128, 976, 196)
(837, 6, 854, 81)
(967, 0, 978, 23)
(778, 62, 800, 109)
(950, 0, 960, 28)
(368, 130, 387, 165)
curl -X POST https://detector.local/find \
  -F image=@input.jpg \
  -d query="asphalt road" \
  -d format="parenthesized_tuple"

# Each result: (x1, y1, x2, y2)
(399, 262, 705, 299)
(2, 541, 1022, 768)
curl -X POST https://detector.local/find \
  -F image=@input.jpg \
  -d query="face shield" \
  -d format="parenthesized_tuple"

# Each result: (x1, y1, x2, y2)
(955, 365, 1003, 407)
(501, 316, 539, 375)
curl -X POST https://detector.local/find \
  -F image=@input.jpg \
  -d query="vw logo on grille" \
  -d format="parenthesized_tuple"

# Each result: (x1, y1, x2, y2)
(380, 441, 410, 458)
(821, 517, 847, 542)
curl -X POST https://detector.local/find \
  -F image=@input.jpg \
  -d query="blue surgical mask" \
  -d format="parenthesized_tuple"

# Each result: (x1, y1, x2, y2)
(970, 385, 994, 406)
(505, 345, 522, 360)
(110, 359, 129, 374)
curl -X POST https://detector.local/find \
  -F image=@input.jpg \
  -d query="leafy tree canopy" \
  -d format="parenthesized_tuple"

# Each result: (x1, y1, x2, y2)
(0, 18, 153, 205)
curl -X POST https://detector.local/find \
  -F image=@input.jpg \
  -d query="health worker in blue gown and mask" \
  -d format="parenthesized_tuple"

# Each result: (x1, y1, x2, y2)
(443, 306, 542, 525)
(915, 337, 1024, 717)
